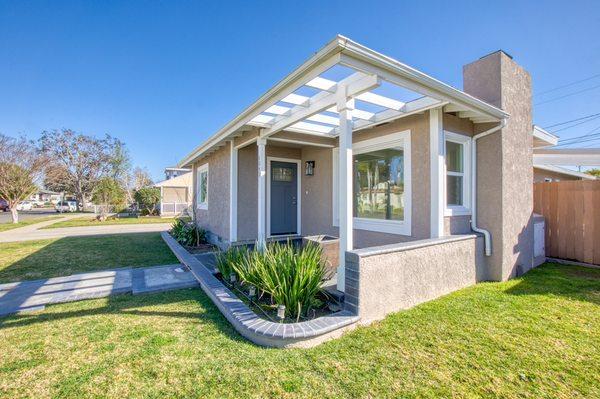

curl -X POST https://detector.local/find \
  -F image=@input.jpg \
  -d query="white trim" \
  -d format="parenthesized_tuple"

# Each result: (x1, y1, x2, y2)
(196, 163, 209, 210)
(257, 138, 267, 248)
(332, 130, 412, 236)
(429, 108, 445, 238)
(533, 148, 600, 166)
(266, 157, 302, 238)
(534, 164, 597, 180)
(229, 141, 238, 242)
(444, 131, 472, 216)
(532, 125, 558, 148)
(267, 137, 335, 148)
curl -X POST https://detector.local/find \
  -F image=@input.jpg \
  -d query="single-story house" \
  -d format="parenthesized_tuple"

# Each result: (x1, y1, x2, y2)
(176, 35, 547, 322)
(531, 125, 599, 182)
(29, 189, 61, 205)
(154, 168, 192, 216)
(164, 167, 191, 180)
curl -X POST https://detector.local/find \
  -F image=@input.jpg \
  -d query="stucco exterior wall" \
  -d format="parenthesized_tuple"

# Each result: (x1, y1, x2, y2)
(464, 51, 534, 281)
(194, 145, 230, 245)
(344, 235, 485, 323)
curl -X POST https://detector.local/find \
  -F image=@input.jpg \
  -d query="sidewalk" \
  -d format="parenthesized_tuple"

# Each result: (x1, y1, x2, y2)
(0, 264, 198, 317)
(0, 216, 171, 243)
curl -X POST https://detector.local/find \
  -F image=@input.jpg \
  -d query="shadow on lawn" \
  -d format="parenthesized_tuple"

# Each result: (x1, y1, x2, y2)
(0, 288, 245, 343)
(505, 263, 600, 305)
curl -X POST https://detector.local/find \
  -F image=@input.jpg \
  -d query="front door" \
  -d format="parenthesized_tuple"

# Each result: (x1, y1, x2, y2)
(270, 161, 298, 235)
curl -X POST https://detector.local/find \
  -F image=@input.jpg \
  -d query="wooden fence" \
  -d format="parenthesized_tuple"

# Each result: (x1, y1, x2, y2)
(533, 180, 600, 265)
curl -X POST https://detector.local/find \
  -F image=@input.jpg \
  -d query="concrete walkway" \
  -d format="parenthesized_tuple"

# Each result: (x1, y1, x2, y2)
(0, 264, 199, 317)
(0, 216, 171, 243)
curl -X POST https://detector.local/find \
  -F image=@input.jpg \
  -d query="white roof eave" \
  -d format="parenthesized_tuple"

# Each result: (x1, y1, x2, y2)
(178, 35, 508, 168)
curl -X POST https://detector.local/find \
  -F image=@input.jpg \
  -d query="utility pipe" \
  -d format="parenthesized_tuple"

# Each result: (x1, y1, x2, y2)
(471, 118, 507, 256)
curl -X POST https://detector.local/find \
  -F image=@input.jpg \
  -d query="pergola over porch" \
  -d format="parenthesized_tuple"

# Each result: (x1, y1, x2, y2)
(179, 35, 508, 291)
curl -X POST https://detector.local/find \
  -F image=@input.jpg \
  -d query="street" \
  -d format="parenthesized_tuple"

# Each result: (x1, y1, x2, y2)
(0, 208, 61, 224)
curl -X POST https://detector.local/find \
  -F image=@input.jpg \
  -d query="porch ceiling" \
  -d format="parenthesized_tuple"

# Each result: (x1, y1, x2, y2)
(179, 35, 508, 167)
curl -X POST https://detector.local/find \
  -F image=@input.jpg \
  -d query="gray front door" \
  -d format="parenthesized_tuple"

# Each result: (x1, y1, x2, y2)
(270, 161, 298, 235)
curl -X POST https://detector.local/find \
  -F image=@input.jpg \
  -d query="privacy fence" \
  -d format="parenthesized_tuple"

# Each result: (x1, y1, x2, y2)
(533, 180, 600, 265)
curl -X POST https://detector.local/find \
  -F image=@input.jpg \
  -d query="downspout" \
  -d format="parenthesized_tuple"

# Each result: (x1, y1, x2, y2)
(471, 118, 507, 256)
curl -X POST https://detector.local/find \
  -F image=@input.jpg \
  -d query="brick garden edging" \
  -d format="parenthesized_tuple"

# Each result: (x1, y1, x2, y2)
(160, 232, 359, 348)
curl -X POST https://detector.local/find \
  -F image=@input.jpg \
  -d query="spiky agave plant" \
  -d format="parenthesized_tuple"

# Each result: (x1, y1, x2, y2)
(234, 242, 326, 320)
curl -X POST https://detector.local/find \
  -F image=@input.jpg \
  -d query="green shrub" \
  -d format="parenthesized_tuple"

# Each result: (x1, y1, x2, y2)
(233, 242, 326, 320)
(215, 245, 248, 280)
(170, 218, 206, 246)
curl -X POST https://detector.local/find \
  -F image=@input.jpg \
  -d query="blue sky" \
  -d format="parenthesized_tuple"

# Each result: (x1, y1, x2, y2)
(1, 0, 599, 180)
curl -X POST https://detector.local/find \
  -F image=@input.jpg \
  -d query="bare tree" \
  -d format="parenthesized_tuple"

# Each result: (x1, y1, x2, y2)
(132, 167, 153, 190)
(40, 129, 122, 211)
(0, 135, 46, 223)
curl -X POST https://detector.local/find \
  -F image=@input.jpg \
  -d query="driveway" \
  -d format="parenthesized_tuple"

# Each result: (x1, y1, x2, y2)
(0, 215, 171, 243)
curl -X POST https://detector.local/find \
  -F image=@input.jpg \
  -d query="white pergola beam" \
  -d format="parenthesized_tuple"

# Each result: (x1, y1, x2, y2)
(265, 104, 292, 115)
(281, 93, 310, 106)
(307, 113, 339, 126)
(288, 121, 335, 135)
(261, 73, 380, 138)
(355, 91, 405, 110)
(306, 76, 337, 92)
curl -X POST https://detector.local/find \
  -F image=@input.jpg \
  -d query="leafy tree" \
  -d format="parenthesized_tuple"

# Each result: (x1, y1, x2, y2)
(587, 168, 600, 178)
(134, 187, 160, 215)
(0, 135, 46, 223)
(40, 129, 123, 211)
(92, 177, 126, 207)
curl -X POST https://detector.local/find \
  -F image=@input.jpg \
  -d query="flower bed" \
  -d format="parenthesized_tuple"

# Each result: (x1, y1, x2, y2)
(215, 242, 334, 323)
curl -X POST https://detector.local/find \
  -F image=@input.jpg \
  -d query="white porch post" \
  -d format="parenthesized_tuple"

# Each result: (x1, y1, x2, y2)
(229, 140, 238, 243)
(337, 97, 354, 292)
(257, 137, 267, 249)
(429, 107, 445, 238)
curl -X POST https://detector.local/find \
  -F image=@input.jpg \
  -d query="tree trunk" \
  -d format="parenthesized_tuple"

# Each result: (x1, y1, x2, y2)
(10, 207, 19, 224)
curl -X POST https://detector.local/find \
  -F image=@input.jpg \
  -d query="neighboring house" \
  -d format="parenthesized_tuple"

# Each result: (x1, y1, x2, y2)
(154, 169, 192, 216)
(173, 35, 557, 321)
(164, 167, 191, 180)
(531, 125, 599, 182)
(29, 189, 62, 205)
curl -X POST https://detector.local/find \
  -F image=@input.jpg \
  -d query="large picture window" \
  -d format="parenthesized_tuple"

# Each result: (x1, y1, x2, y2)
(333, 130, 411, 235)
(197, 163, 208, 210)
(445, 132, 471, 215)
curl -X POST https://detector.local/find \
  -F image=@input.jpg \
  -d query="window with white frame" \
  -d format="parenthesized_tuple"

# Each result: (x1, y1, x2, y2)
(196, 164, 208, 210)
(332, 130, 412, 235)
(445, 132, 471, 215)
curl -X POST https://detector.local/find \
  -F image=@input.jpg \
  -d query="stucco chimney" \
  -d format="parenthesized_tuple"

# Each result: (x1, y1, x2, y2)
(463, 50, 534, 281)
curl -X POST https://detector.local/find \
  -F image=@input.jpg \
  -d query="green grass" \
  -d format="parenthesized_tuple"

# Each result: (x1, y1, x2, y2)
(0, 263, 598, 398)
(42, 216, 177, 229)
(0, 233, 178, 283)
(0, 216, 62, 232)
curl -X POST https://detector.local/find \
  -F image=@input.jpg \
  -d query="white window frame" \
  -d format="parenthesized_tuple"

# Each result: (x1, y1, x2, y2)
(444, 131, 471, 216)
(196, 163, 209, 210)
(332, 130, 412, 236)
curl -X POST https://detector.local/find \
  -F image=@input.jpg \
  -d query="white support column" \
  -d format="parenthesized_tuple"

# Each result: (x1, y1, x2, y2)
(337, 97, 354, 292)
(229, 140, 238, 244)
(429, 107, 445, 238)
(257, 137, 267, 249)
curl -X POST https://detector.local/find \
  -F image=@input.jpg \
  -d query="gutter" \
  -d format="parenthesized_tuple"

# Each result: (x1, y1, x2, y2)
(471, 118, 507, 256)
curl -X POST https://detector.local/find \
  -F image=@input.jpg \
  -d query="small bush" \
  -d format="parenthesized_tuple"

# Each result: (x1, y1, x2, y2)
(232, 242, 326, 320)
(215, 245, 248, 280)
(170, 219, 206, 246)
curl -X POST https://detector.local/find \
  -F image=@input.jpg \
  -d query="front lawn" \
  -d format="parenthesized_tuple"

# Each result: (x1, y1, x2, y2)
(0, 216, 62, 232)
(0, 233, 178, 283)
(42, 216, 178, 229)
(0, 263, 598, 398)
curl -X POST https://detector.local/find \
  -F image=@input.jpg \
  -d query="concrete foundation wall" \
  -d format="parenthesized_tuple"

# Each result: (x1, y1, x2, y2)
(344, 235, 485, 323)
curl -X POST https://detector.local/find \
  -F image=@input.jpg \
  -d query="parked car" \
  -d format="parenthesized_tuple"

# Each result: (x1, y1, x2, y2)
(0, 199, 8, 212)
(16, 201, 33, 211)
(55, 201, 77, 213)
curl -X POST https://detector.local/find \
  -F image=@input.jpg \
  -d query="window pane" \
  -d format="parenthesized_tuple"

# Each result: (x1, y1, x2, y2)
(272, 167, 293, 182)
(447, 175, 463, 206)
(353, 147, 404, 221)
(199, 171, 208, 203)
(446, 141, 463, 173)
